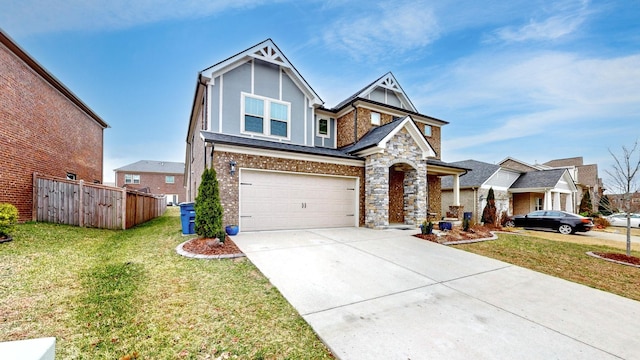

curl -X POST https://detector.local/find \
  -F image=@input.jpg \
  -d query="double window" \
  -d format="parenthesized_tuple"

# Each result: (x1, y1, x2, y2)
(242, 93, 290, 139)
(125, 174, 140, 184)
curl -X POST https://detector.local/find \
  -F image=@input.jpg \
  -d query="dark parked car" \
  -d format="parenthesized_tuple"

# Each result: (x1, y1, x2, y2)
(506, 210, 594, 234)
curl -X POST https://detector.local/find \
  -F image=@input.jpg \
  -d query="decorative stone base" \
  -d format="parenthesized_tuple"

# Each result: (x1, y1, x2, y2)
(448, 205, 464, 220)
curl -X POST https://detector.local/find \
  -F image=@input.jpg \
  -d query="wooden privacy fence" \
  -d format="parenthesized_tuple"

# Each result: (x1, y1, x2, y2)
(33, 173, 166, 230)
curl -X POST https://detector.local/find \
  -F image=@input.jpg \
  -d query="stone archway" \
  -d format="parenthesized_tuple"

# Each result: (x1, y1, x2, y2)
(389, 162, 420, 225)
(364, 128, 428, 229)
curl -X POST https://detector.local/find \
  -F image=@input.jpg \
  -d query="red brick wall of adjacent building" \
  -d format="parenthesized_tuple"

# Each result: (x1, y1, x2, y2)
(0, 41, 105, 221)
(115, 172, 186, 202)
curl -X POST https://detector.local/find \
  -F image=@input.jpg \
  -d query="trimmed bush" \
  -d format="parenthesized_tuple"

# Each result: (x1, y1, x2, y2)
(0, 203, 19, 238)
(194, 168, 226, 241)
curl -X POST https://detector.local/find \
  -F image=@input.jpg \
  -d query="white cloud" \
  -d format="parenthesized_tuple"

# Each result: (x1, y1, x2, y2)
(491, 0, 591, 42)
(322, 1, 440, 61)
(418, 49, 640, 162)
(0, 0, 277, 36)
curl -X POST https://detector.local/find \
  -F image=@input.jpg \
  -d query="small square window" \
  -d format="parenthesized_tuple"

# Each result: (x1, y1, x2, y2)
(371, 112, 380, 125)
(166, 176, 175, 184)
(317, 118, 329, 136)
(424, 125, 432, 137)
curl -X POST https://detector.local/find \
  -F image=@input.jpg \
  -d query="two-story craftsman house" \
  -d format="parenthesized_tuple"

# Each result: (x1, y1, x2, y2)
(185, 39, 466, 231)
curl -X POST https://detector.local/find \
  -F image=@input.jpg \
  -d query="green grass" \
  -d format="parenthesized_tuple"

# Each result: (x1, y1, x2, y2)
(454, 233, 640, 302)
(0, 208, 332, 359)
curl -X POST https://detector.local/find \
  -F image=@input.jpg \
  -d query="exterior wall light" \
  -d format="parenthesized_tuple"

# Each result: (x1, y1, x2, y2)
(230, 160, 237, 176)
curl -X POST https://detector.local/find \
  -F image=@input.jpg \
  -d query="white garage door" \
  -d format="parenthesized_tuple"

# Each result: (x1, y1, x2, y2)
(240, 170, 358, 231)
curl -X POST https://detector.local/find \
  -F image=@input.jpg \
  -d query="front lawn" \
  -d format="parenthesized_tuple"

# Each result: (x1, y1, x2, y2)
(454, 233, 640, 302)
(0, 208, 332, 359)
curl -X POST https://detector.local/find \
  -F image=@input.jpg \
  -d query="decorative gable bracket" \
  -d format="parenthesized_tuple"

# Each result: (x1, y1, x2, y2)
(250, 44, 286, 67)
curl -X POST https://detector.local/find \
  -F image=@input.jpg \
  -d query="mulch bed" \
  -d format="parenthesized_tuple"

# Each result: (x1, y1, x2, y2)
(593, 252, 640, 266)
(414, 225, 496, 244)
(182, 236, 243, 256)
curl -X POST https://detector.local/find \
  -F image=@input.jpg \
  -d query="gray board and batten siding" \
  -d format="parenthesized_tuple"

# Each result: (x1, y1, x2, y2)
(208, 59, 314, 145)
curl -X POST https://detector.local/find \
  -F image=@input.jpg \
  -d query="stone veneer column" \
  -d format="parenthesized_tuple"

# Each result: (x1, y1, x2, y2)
(365, 156, 389, 229)
(402, 167, 427, 225)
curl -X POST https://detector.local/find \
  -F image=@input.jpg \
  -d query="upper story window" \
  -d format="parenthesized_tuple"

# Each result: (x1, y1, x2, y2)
(166, 175, 175, 184)
(242, 93, 290, 139)
(66, 172, 76, 180)
(371, 112, 381, 126)
(125, 174, 140, 184)
(317, 118, 329, 137)
(423, 124, 432, 137)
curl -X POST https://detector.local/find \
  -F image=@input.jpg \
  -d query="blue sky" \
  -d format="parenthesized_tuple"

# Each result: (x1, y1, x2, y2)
(1, 0, 639, 185)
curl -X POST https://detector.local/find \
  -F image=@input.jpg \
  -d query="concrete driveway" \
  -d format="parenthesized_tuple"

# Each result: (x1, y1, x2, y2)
(233, 228, 640, 359)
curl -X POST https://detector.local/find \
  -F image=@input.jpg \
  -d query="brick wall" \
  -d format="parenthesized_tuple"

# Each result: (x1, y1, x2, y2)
(336, 111, 355, 148)
(427, 175, 442, 219)
(0, 41, 104, 221)
(426, 125, 441, 160)
(212, 151, 365, 227)
(115, 172, 186, 202)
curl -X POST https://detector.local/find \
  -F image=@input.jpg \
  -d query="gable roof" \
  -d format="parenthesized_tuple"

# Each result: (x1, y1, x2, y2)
(498, 156, 546, 171)
(0, 29, 109, 129)
(441, 160, 501, 189)
(199, 39, 322, 106)
(344, 116, 436, 159)
(510, 168, 568, 189)
(333, 72, 417, 112)
(114, 160, 185, 174)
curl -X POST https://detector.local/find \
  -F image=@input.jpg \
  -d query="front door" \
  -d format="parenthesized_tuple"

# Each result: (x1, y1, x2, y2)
(389, 167, 404, 223)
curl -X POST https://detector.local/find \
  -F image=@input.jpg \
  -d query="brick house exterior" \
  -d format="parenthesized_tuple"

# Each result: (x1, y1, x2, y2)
(0, 29, 109, 221)
(114, 160, 186, 205)
(185, 40, 466, 231)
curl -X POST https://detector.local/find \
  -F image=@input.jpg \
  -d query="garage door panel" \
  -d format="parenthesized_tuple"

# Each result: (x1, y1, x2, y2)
(240, 170, 357, 231)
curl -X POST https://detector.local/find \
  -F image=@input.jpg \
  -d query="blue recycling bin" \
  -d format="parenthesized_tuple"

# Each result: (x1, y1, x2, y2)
(179, 202, 196, 235)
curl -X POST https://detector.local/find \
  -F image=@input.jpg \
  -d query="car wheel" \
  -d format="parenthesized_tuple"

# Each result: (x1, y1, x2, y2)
(558, 224, 573, 234)
(505, 220, 515, 227)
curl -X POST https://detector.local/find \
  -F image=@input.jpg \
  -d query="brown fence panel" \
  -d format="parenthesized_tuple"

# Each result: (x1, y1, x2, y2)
(33, 173, 166, 230)
(123, 189, 166, 229)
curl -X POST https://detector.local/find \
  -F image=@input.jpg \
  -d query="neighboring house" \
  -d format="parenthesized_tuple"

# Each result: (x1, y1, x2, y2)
(441, 160, 519, 223)
(0, 29, 109, 221)
(184, 39, 467, 231)
(608, 191, 640, 213)
(114, 160, 186, 205)
(541, 157, 603, 212)
(442, 159, 578, 222)
(500, 156, 603, 213)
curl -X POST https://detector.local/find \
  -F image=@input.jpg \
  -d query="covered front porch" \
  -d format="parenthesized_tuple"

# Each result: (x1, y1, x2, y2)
(426, 160, 469, 221)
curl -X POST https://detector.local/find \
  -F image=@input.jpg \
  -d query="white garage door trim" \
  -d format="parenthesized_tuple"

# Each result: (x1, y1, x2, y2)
(239, 169, 359, 231)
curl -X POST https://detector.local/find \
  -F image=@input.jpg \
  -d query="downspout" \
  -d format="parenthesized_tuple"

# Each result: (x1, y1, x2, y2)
(352, 104, 358, 145)
(472, 187, 477, 223)
(210, 143, 214, 168)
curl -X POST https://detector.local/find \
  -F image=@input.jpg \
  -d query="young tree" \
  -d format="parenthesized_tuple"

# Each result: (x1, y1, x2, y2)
(481, 187, 498, 227)
(194, 167, 226, 241)
(579, 190, 593, 215)
(605, 139, 640, 256)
